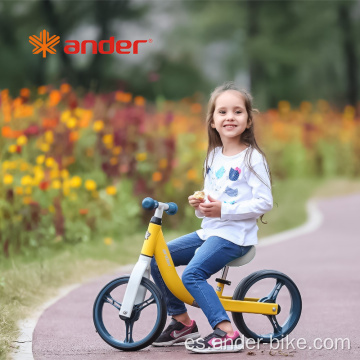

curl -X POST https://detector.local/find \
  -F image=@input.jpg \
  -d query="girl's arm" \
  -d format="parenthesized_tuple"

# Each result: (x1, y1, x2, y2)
(221, 159, 273, 221)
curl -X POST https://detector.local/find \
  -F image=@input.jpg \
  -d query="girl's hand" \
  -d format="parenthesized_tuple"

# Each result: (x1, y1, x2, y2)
(188, 195, 205, 210)
(198, 194, 222, 217)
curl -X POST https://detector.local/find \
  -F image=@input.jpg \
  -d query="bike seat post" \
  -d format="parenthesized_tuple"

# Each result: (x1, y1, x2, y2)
(215, 266, 231, 297)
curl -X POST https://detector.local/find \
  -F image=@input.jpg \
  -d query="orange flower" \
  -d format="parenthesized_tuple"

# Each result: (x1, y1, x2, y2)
(115, 91, 132, 103)
(42, 117, 58, 129)
(152, 172, 162, 182)
(60, 83, 71, 94)
(20, 88, 30, 98)
(190, 103, 202, 114)
(1, 127, 22, 139)
(38, 86, 47, 95)
(69, 131, 79, 142)
(134, 96, 145, 106)
(187, 169, 197, 180)
(79, 208, 89, 215)
(49, 90, 62, 107)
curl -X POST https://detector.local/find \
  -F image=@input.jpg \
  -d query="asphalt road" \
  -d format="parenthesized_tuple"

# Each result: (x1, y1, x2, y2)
(32, 193, 360, 359)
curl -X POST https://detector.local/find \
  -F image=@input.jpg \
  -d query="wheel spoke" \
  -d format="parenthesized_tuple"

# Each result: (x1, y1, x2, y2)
(267, 315, 283, 335)
(135, 295, 155, 312)
(103, 293, 121, 311)
(266, 280, 284, 302)
(124, 319, 135, 343)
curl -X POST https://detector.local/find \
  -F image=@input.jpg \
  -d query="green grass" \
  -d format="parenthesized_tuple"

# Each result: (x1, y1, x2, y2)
(1, 177, 360, 359)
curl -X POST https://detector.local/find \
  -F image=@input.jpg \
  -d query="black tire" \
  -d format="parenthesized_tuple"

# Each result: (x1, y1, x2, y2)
(232, 270, 302, 343)
(93, 276, 167, 351)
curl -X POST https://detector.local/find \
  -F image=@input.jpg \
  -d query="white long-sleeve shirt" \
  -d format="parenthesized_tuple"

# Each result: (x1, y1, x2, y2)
(195, 146, 273, 246)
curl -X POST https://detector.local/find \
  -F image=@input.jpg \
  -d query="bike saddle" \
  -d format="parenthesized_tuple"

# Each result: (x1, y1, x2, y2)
(226, 246, 256, 267)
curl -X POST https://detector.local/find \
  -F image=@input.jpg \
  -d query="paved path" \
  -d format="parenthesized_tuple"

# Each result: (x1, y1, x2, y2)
(32, 194, 360, 359)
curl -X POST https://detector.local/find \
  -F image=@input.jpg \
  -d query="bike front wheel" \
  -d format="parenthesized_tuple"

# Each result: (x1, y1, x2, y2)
(93, 276, 167, 351)
(232, 270, 302, 343)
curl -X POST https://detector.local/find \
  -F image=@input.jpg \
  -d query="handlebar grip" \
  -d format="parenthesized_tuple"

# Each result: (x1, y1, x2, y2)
(165, 202, 178, 216)
(142, 197, 159, 210)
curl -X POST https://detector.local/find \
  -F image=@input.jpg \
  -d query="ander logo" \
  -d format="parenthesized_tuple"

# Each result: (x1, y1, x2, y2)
(29, 29, 60, 58)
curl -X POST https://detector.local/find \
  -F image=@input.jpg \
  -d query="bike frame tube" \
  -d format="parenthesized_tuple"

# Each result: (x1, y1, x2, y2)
(120, 204, 279, 318)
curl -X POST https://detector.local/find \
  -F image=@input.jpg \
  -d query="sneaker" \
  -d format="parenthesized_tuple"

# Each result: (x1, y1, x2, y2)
(185, 328, 243, 353)
(152, 318, 200, 347)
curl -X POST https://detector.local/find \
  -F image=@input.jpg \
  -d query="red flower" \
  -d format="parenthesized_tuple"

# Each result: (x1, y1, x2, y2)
(16, 145, 22, 154)
(24, 124, 40, 137)
(39, 181, 50, 191)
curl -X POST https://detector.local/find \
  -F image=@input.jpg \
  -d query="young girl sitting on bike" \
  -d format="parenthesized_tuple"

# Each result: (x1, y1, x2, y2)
(150, 81, 274, 353)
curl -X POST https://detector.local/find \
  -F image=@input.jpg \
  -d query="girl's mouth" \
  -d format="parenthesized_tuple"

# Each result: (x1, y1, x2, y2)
(223, 125, 237, 129)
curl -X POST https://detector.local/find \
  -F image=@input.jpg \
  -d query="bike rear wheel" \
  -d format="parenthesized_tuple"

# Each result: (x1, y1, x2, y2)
(93, 276, 167, 351)
(232, 270, 302, 343)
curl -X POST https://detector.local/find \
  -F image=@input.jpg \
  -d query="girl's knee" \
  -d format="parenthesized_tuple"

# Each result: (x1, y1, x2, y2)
(182, 267, 202, 288)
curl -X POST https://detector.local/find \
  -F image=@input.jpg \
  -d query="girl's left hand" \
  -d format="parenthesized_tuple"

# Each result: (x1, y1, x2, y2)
(198, 195, 222, 217)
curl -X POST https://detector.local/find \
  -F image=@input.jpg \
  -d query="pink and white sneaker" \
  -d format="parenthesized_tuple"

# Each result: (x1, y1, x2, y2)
(152, 318, 200, 347)
(185, 328, 243, 353)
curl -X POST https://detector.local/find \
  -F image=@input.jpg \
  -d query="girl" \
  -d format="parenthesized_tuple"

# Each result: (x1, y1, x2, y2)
(150, 81, 273, 353)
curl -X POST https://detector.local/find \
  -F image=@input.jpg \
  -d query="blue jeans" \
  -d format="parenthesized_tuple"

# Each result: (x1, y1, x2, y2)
(150, 231, 252, 329)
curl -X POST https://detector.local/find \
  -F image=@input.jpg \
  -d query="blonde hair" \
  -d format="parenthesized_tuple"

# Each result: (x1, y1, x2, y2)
(203, 81, 273, 224)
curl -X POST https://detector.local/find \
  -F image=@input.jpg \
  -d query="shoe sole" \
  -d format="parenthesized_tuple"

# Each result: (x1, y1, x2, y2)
(186, 344, 244, 353)
(152, 332, 201, 347)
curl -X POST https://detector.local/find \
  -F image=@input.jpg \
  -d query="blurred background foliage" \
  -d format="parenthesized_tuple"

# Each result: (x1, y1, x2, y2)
(0, 0, 360, 258)
(0, 0, 359, 110)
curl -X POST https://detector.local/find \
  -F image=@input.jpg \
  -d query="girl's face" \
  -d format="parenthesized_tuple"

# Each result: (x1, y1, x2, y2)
(211, 90, 250, 141)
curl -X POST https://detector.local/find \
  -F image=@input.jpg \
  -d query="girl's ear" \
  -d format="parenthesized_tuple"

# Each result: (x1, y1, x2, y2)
(211, 122, 216, 128)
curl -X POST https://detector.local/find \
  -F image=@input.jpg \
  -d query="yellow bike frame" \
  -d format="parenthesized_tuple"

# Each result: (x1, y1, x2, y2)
(141, 222, 279, 316)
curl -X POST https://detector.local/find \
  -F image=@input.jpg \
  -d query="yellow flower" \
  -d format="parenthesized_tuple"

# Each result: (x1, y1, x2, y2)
(49, 169, 59, 179)
(187, 169, 197, 180)
(61, 169, 69, 179)
(36, 155, 45, 165)
(104, 237, 113, 246)
(93, 120, 104, 132)
(17, 135, 28, 146)
(15, 186, 23, 195)
(113, 146, 122, 155)
(152, 172, 162, 182)
(45, 131, 54, 144)
(159, 158, 167, 169)
(21, 175, 33, 186)
(85, 179, 97, 191)
(25, 186, 32, 195)
(106, 186, 117, 195)
(70, 176, 82, 188)
(102, 134, 113, 145)
(3, 173, 13, 185)
(45, 157, 56, 168)
(20, 162, 30, 172)
(66, 117, 77, 129)
(40, 143, 50, 152)
(136, 152, 147, 162)
(48, 205, 55, 213)
(52, 180, 62, 189)
(2, 161, 11, 170)
(23, 197, 33, 205)
(61, 110, 71, 123)
(8, 145, 17, 153)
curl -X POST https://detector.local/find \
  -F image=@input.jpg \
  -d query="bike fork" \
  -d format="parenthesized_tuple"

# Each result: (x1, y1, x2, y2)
(119, 254, 151, 318)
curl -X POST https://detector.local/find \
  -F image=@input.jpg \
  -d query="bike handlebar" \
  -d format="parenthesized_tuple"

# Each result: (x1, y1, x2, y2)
(142, 197, 178, 216)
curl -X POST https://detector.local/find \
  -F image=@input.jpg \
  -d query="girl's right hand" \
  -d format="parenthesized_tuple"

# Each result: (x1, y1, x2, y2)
(188, 195, 205, 210)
